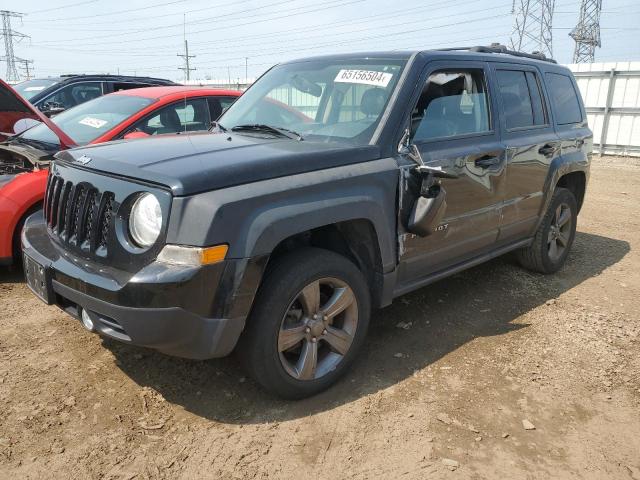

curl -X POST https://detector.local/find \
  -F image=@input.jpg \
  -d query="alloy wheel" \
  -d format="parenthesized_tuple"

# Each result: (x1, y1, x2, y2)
(278, 277, 358, 381)
(547, 202, 572, 262)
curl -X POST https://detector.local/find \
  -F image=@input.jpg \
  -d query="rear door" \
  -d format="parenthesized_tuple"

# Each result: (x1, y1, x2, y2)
(397, 60, 507, 284)
(490, 63, 559, 244)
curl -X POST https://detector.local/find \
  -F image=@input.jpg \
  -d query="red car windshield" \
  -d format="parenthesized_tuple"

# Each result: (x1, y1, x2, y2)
(20, 94, 155, 147)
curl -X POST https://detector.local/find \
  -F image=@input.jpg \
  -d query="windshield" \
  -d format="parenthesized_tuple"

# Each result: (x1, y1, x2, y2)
(14, 79, 59, 101)
(20, 94, 156, 148)
(219, 58, 406, 145)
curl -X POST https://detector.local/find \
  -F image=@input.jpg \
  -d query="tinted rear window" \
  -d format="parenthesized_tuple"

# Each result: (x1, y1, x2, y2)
(545, 73, 582, 125)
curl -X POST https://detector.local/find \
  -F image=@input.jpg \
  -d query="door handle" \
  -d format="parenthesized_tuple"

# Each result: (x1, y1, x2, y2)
(474, 155, 500, 168)
(538, 144, 556, 156)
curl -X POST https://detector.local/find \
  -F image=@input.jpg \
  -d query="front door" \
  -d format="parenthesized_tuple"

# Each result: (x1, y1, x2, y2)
(396, 61, 506, 289)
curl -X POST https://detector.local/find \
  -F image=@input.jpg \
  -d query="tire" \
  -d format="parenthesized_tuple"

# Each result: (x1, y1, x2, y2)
(238, 247, 371, 399)
(516, 187, 577, 274)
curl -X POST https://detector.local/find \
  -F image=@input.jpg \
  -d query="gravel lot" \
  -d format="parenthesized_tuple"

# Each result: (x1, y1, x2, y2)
(1, 156, 639, 479)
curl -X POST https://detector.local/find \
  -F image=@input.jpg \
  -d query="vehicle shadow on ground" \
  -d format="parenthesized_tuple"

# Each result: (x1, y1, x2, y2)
(105, 231, 629, 424)
(0, 266, 25, 284)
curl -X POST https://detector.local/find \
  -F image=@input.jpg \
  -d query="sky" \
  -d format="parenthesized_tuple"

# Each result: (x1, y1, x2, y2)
(2, 0, 640, 83)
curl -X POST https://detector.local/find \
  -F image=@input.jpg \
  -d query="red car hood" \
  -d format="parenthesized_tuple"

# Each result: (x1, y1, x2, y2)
(0, 79, 76, 149)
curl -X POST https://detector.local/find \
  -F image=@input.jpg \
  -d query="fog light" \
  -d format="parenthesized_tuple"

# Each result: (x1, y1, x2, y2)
(81, 309, 95, 332)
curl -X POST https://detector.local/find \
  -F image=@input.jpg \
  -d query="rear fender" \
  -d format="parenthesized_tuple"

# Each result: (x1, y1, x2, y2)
(535, 150, 589, 231)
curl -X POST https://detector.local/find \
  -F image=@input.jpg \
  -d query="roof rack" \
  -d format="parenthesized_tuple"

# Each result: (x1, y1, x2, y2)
(435, 43, 557, 64)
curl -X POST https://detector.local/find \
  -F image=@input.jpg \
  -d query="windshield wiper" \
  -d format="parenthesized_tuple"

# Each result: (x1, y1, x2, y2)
(10, 136, 59, 151)
(231, 124, 303, 141)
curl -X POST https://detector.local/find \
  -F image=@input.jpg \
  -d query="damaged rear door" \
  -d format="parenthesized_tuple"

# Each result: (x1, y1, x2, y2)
(395, 60, 506, 290)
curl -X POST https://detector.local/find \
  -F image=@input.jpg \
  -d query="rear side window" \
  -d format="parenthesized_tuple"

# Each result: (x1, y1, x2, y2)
(496, 70, 547, 130)
(545, 73, 582, 125)
(113, 82, 151, 92)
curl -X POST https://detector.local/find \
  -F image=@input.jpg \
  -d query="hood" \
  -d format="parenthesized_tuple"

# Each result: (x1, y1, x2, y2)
(55, 132, 381, 196)
(0, 79, 75, 148)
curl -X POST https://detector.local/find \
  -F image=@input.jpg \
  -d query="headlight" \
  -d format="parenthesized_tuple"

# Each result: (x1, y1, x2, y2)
(129, 193, 162, 247)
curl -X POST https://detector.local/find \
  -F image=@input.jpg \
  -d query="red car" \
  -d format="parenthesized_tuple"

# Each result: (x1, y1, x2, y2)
(0, 83, 241, 265)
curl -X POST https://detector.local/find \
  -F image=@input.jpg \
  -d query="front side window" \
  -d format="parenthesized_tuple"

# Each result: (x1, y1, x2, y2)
(545, 72, 582, 125)
(39, 82, 104, 110)
(218, 59, 406, 145)
(411, 69, 490, 142)
(208, 96, 237, 121)
(130, 98, 209, 135)
(20, 94, 155, 147)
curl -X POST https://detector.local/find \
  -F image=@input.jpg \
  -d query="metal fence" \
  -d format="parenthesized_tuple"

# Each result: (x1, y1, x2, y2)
(568, 62, 640, 156)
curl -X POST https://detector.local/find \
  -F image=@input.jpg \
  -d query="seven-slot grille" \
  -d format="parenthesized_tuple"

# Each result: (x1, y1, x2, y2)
(44, 173, 115, 255)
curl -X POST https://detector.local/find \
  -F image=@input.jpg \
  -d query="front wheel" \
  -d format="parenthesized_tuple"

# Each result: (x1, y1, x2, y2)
(516, 187, 577, 274)
(238, 248, 371, 399)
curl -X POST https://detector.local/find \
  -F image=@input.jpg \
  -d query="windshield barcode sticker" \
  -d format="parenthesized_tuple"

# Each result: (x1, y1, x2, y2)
(334, 69, 393, 87)
(79, 117, 108, 129)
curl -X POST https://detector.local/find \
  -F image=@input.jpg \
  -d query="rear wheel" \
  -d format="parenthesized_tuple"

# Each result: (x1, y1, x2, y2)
(238, 248, 370, 399)
(517, 187, 577, 274)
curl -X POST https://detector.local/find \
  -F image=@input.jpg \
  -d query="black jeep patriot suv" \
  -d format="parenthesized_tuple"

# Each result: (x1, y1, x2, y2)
(22, 45, 591, 398)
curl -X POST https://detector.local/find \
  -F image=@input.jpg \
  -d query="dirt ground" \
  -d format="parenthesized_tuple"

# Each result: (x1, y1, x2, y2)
(1, 156, 639, 480)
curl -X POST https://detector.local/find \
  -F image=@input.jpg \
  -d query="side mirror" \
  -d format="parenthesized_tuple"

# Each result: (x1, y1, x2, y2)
(123, 131, 150, 140)
(40, 101, 66, 117)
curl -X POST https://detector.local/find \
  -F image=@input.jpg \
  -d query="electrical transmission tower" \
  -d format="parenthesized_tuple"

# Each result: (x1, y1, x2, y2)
(1, 10, 29, 82)
(510, 0, 556, 58)
(569, 0, 602, 63)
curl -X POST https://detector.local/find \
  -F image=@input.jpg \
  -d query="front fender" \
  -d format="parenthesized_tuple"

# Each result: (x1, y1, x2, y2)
(167, 158, 399, 271)
(0, 169, 47, 259)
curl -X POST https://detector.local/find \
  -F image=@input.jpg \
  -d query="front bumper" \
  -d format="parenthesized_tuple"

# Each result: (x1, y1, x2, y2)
(21, 211, 247, 359)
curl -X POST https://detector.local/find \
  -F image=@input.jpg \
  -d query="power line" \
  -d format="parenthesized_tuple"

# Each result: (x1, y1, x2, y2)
(31, 0, 502, 60)
(570, 0, 602, 62)
(34, 0, 319, 45)
(1, 10, 29, 82)
(32, 0, 189, 22)
(27, 1, 99, 15)
(32, 0, 452, 51)
(24, 0, 256, 27)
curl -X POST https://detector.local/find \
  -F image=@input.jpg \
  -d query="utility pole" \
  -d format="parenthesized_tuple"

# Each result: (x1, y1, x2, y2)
(1, 10, 29, 82)
(509, 0, 556, 58)
(18, 58, 33, 79)
(570, 0, 602, 63)
(177, 39, 196, 81)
